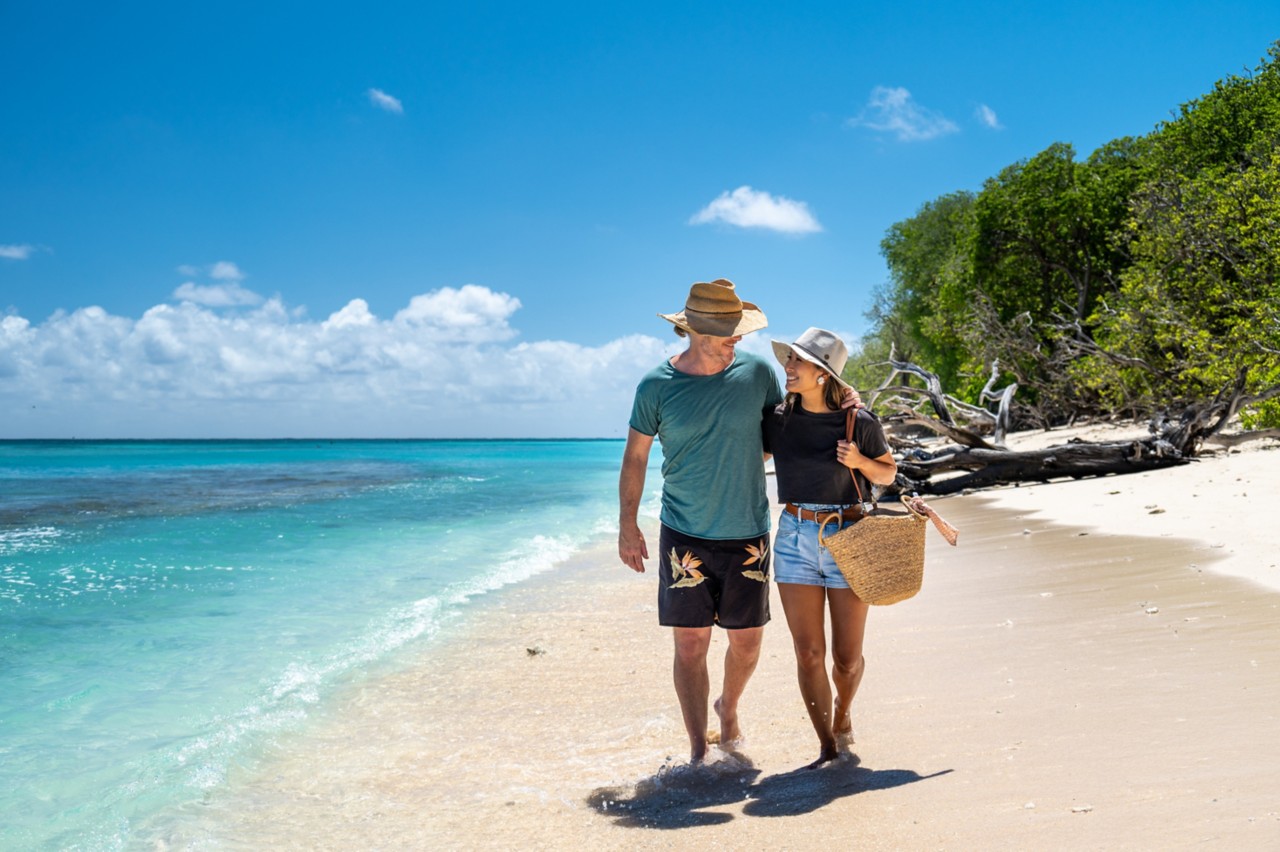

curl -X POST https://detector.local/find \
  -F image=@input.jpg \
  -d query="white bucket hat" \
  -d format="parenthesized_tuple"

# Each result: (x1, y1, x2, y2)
(771, 327, 852, 391)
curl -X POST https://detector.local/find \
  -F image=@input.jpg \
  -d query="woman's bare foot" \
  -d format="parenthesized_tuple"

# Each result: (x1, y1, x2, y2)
(805, 743, 840, 770)
(713, 696, 744, 749)
(833, 714, 855, 751)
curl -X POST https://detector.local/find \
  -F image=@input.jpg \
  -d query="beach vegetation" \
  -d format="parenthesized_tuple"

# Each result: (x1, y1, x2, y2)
(853, 191, 975, 395)
(854, 41, 1280, 431)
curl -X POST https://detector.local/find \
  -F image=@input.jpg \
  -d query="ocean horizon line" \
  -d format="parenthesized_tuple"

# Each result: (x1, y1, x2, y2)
(0, 436, 627, 444)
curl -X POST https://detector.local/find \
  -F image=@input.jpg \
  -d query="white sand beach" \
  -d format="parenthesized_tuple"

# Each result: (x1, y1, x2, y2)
(179, 429, 1280, 850)
(990, 424, 1280, 593)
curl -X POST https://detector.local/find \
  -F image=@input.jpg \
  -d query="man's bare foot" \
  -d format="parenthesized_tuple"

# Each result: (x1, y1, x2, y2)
(713, 697, 744, 749)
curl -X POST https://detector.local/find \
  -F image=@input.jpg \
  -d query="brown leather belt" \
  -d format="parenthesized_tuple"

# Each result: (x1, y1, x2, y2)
(783, 503, 864, 524)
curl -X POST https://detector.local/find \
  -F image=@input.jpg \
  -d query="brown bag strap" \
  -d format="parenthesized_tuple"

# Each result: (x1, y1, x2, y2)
(845, 408, 869, 508)
(844, 408, 958, 544)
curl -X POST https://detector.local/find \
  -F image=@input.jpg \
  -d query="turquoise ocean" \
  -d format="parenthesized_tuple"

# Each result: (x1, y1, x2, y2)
(1, 439, 642, 850)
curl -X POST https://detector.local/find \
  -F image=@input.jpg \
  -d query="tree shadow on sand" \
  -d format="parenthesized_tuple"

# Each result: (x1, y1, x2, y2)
(587, 751, 952, 829)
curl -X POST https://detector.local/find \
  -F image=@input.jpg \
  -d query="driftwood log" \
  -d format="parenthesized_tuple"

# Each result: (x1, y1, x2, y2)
(871, 358, 1280, 497)
(894, 438, 1185, 495)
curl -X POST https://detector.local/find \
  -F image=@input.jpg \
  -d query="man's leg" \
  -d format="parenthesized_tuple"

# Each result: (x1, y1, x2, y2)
(672, 626, 712, 762)
(714, 626, 763, 747)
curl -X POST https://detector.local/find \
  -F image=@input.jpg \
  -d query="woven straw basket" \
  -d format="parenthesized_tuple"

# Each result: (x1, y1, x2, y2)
(819, 496, 927, 605)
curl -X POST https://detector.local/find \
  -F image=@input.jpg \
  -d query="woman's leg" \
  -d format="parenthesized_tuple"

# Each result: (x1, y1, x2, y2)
(827, 588, 869, 744)
(777, 582, 839, 766)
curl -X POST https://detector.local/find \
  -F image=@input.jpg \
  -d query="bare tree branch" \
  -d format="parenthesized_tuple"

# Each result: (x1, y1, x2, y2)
(866, 358, 955, 425)
(1204, 428, 1280, 447)
(978, 359, 1017, 446)
(880, 403, 998, 450)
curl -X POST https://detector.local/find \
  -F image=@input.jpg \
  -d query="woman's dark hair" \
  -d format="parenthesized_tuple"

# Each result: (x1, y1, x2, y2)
(782, 371, 845, 414)
(780, 373, 848, 440)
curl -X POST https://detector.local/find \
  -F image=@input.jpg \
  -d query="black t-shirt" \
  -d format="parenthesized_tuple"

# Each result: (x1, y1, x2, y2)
(762, 404, 891, 505)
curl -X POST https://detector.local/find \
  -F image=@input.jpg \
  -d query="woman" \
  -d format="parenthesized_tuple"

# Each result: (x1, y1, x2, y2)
(762, 327, 898, 768)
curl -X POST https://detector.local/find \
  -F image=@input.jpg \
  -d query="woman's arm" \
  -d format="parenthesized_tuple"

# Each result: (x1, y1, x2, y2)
(835, 443, 897, 486)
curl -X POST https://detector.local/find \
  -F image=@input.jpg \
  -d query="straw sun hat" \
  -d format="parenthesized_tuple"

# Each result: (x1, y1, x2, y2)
(658, 279, 768, 337)
(771, 327, 853, 391)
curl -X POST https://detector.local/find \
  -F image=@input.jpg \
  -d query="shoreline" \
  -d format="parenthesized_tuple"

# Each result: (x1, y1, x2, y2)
(982, 430, 1280, 594)
(166, 441, 1280, 849)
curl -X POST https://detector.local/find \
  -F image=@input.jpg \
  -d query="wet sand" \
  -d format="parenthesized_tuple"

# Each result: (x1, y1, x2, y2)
(173, 439, 1280, 850)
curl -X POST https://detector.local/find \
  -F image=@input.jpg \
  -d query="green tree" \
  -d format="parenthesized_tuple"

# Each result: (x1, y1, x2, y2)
(854, 191, 974, 392)
(860, 42, 1280, 430)
(1085, 44, 1280, 424)
(961, 138, 1145, 418)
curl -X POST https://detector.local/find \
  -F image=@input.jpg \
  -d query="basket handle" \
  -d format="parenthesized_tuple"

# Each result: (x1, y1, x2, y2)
(899, 494, 927, 520)
(904, 494, 960, 547)
(817, 512, 845, 549)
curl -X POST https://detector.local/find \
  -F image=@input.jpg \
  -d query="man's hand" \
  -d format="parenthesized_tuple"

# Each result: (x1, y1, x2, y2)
(618, 522, 649, 573)
(618, 428, 656, 573)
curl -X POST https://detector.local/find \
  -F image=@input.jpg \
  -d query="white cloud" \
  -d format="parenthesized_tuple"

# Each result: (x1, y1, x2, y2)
(976, 104, 1003, 130)
(209, 260, 246, 281)
(1, 244, 37, 260)
(848, 86, 958, 142)
(171, 260, 257, 306)
(0, 285, 678, 438)
(393, 284, 522, 341)
(367, 88, 404, 114)
(173, 281, 265, 307)
(323, 298, 376, 331)
(689, 186, 822, 235)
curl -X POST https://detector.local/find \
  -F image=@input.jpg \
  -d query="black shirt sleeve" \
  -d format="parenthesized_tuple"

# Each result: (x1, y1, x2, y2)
(853, 409, 890, 460)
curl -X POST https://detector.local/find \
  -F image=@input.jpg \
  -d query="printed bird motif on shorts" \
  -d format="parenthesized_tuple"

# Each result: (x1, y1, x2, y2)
(741, 539, 769, 583)
(669, 548, 707, 588)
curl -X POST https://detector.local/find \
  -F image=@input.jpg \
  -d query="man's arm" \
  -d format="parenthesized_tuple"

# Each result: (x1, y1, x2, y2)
(618, 427, 655, 573)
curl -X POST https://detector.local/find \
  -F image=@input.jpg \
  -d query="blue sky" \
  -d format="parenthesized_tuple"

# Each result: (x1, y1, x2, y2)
(2, 1, 1277, 438)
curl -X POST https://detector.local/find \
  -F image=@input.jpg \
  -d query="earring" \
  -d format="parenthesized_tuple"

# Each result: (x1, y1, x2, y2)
(818, 377, 826, 385)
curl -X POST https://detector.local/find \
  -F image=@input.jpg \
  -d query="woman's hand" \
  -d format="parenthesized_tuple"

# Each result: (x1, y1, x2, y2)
(836, 439, 865, 470)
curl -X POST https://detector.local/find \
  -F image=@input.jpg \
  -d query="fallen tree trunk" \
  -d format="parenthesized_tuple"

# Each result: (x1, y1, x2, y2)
(895, 438, 1189, 496)
(870, 358, 1280, 497)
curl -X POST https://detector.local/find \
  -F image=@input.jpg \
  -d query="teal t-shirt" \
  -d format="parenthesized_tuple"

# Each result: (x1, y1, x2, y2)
(629, 350, 784, 539)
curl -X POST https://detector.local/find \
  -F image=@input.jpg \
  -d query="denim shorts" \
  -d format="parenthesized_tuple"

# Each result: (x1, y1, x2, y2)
(772, 505, 856, 589)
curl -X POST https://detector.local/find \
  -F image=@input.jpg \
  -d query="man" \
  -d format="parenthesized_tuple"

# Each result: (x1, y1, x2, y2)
(618, 278, 783, 762)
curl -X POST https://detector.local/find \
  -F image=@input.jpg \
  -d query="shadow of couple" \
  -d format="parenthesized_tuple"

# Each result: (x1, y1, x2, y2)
(586, 751, 952, 829)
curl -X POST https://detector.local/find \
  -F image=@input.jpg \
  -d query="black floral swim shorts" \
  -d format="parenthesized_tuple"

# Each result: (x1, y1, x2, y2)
(657, 524, 772, 629)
